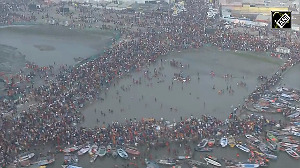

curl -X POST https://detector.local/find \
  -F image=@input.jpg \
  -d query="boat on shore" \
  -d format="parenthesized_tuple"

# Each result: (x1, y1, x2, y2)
(97, 146, 107, 157)
(117, 148, 128, 159)
(285, 148, 300, 159)
(228, 136, 236, 148)
(220, 137, 228, 147)
(77, 144, 90, 156)
(236, 144, 250, 153)
(204, 157, 221, 167)
(125, 146, 141, 155)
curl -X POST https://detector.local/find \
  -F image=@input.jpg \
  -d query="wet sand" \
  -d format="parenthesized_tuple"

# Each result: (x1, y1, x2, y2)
(81, 47, 284, 127)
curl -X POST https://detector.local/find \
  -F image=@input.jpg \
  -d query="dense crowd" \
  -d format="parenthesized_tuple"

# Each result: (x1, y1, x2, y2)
(0, 0, 300, 167)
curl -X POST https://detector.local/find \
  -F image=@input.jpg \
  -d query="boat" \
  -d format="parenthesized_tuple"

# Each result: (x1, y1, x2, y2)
(266, 140, 278, 151)
(267, 132, 278, 142)
(187, 159, 208, 167)
(197, 139, 208, 148)
(111, 147, 118, 158)
(77, 144, 90, 156)
(236, 144, 250, 153)
(235, 163, 260, 168)
(145, 159, 160, 168)
(15, 152, 35, 162)
(280, 142, 298, 148)
(107, 145, 112, 154)
(90, 153, 98, 163)
(19, 160, 31, 167)
(97, 146, 107, 157)
(125, 146, 141, 155)
(285, 148, 300, 159)
(177, 155, 191, 160)
(88, 144, 98, 155)
(117, 148, 128, 159)
(265, 153, 278, 160)
(36, 157, 55, 166)
(228, 136, 236, 148)
(220, 137, 228, 147)
(157, 159, 176, 165)
(245, 134, 260, 143)
(63, 153, 78, 165)
(194, 147, 213, 152)
(63, 145, 82, 153)
(208, 138, 215, 147)
(204, 157, 221, 167)
(62, 165, 83, 168)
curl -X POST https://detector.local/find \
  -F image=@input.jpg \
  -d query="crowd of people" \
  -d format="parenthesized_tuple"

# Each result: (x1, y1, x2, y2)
(0, 0, 300, 167)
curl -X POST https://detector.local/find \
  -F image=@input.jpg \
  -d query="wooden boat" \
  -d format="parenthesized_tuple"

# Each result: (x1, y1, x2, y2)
(36, 157, 55, 166)
(267, 132, 278, 142)
(97, 146, 107, 157)
(235, 163, 260, 167)
(157, 159, 176, 165)
(62, 165, 83, 168)
(63, 145, 82, 153)
(204, 157, 221, 167)
(177, 155, 191, 160)
(15, 152, 35, 162)
(90, 153, 98, 163)
(111, 147, 118, 158)
(228, 136, 236, 148)
(125, 146, 140, 155)
(220, 137, 228, 147)
(145, 159, 160, 168)
(88, 144, 98, 156)
(187, 159, 208, 167)
(236, 144, 250, 153)
(285, 148, 300, 159)
(194, 147, 213, 152)
(208, 138, 215, 147)
(197, 139, 208, 148)
(77, 144, 90, 156)
(117, 148, 128, 159)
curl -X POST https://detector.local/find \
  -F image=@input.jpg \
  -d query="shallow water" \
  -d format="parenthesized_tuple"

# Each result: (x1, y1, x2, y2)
(0, 25, 114, 66)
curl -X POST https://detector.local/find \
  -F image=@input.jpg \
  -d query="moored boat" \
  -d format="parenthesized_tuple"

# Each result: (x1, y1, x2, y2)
(125, 146, 140, 155)
(228, 136, 236, 148)
(97, 146, 107, 157)
(187, 159, 208, 167)
(197, 139, 208, 148)
(62, 165, 83, 168)
(208, 138, 215, 147)
(111, 147, 118, 158)
(145, 159, 160, 168)
(157, 159, 176, 165)
(117, 148, 128, 159)
(235, 163, 260, 168)
(15, 152, 35, 163)
(177, 155, 191, 160)
(194, 147, 213, 152)
(63, 153, 78, 165)
(63, 145, 82, 153)
(90, 153, 98, 163)
(77, 144, 90, 156)
(88, 144, 98, 156)
(236, 144, 250, 153)
(204, 157, 221, 167)
(36, 157, 55, 166)
(220, 137, 228, 147)
(267, 132, 278, 142)
(285, 148, 300, 159)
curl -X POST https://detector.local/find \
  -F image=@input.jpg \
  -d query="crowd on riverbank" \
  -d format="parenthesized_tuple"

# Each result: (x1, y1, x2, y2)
(1, 0, 300, 167)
